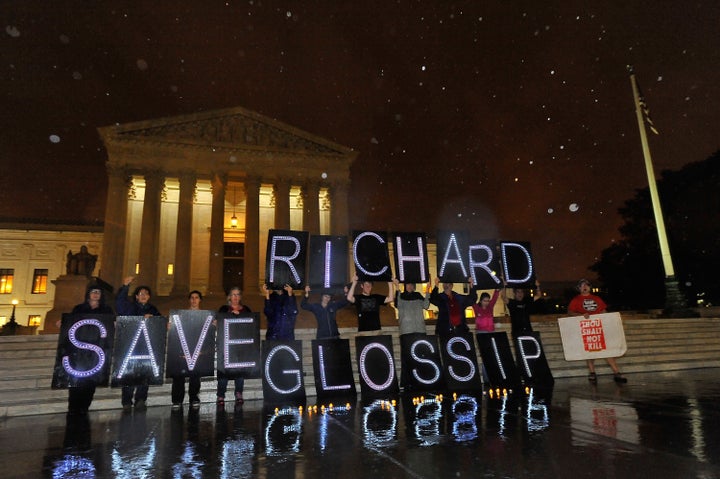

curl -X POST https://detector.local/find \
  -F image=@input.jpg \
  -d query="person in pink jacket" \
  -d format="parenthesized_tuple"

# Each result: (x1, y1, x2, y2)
(471, 289, 500, 333)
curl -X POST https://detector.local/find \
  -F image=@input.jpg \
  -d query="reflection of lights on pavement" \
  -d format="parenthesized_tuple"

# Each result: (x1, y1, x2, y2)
(265, 407, 302, 455)
(362, 399, 398, 447)
(451, 395, 478, 442)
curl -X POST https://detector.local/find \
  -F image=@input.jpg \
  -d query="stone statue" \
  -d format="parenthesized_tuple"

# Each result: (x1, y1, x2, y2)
(65, 246, 98, 278)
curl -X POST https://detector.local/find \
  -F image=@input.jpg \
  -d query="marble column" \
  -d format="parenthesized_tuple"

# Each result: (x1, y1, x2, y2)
(136, 170, 164, 292)
(244, 176, 261, 296)
(170, 171, 196, 297)
(100, 165, 131, 290)
(207, 172, 227, 297)
(302, 180, 321, 234)
(273, 177, 291, 230)
(329, 180, 350, 236)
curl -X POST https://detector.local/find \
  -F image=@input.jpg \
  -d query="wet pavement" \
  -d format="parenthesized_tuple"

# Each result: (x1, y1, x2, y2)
(4, 369, 720, 478)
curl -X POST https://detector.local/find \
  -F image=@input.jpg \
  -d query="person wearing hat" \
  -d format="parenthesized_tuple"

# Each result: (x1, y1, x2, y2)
(301, 284, 350, 339)
(568, 278, 627, 383)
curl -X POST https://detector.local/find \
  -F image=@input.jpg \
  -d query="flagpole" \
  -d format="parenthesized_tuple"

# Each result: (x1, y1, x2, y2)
(628, 66, 694, 317)
(628, 68, 675, 277)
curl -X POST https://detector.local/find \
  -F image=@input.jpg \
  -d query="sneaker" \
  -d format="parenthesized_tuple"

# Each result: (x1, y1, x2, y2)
(134, 400, 147, 411)
(172, 403, 182, 410)
(216, 396, 225, 404)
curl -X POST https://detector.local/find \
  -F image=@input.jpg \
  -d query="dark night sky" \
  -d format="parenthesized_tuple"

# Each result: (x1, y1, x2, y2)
(1, 1, 719, 281)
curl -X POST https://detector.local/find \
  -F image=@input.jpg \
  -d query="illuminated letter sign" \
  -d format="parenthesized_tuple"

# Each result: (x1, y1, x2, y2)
(308, 235, 348, 292)
(500, 241, 535, 288)
(166, 309, 216, 378)
(392, 232, 429, 284)
(515, 332, 554, 387)
(356, 335, 399, 397)
(111, 316, 168, 387)
(475, 332, 522, 389)
(399, 333, 444, 391)
(311, 338, 356, 400)
(266, 229, 308, 289)
(352, 231, 392, 281)
(262, 340, 306, 405)
(440, 333, 483, 391)
(217, 312, 261, 378)
(52, 313, 116, 388)
(468, 241, 503, 289)
(437, 231, 470, 283)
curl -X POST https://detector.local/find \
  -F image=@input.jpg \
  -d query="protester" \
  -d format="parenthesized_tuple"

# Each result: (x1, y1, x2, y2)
(429, 277, 476, 338)
(392, 278, 430, 336)
(346, 274, 394, 332)
(170, 290, 204, 410)
(116, 276, 161, 411)
(263, 283, 298, 340)
(472, 289, 500, 333)
(64, 283, 114, 416)
(216, 286, 251, 405)
(301, 285, 349, 339)
(502, 279, 543, 340)
(568, 278, 627, 383)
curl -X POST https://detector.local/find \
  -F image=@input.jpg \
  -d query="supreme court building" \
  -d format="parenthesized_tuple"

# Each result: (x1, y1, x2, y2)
(98, 106, 357, 300)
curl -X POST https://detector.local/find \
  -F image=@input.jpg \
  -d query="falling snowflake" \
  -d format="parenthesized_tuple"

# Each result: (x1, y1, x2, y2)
(49, 135, 61, 144)
(569, 203, 579, 212)
(5, 25, 20, 37)
(547, 208, 554, 214)
(321, 172, 327, 179)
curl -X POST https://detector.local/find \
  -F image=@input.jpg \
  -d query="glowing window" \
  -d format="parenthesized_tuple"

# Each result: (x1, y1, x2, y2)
(0, 269, 13, 294)
(31, 269, 48, 294)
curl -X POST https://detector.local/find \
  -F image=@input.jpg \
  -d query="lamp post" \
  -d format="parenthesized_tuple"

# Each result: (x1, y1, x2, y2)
(9, 299, 18, 325)
(1, 299, 19, 335)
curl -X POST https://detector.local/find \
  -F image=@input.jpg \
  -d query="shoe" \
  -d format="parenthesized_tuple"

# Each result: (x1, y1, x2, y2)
(172, 403, 182, 410)
(235, 392, 244, 405)
(191, 401, 200, 408)
(216, 396, 225, 404)
(134, 400, 147, 410)
(122, 403, 132, 412)
(588, 372, 597, 383)
(613, 373, 628, 383)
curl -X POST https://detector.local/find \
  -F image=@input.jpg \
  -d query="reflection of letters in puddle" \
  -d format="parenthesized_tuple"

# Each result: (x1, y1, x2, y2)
(570, 397, 639, 446)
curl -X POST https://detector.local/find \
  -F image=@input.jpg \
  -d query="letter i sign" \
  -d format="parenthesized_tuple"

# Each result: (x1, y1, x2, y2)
(580, 318, 606, 352)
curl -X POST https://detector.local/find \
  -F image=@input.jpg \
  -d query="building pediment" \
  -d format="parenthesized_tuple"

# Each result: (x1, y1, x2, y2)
(98, 106, 355, 158)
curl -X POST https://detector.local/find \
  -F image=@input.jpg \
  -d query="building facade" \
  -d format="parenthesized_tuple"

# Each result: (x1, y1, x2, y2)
(0, 224, 103, 327)
(97, 106, 357, 300)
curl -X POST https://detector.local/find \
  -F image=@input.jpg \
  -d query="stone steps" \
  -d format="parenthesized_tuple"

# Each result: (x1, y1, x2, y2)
(1, 316, 719, 417)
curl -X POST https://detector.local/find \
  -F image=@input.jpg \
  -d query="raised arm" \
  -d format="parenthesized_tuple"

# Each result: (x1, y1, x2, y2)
(384, 281, 394, 304)
(533, 279, 542, 301)
(346, 275, 358, 303)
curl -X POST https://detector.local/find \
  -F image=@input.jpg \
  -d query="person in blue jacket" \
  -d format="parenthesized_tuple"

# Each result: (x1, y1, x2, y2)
(301, 284, 350, 339)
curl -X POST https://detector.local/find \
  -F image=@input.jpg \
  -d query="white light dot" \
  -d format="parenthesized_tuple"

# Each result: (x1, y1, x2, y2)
(49, 135, 61, 143)
(136, 59, 148, 71)
(547, 208, 554, 214)
(569, 203, 579, 212)
(321, 172, 327, 179)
